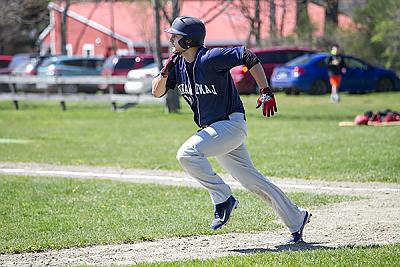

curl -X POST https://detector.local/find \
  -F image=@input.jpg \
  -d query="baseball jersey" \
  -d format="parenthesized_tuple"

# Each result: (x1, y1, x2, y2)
(327, 55, 346, 76)
(166, 47, 246, 127)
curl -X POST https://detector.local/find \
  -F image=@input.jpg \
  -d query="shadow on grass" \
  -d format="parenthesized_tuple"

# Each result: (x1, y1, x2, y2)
(246, 112, 354, 122)
(230, 241, 335, 253)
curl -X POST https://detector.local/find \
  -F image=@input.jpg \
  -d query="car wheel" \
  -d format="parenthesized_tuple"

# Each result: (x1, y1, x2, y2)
(63, 85, 78, 94)
(310, 79, 328, 95)
(376, 77, 394, 92)
(284, 88, 292, 95)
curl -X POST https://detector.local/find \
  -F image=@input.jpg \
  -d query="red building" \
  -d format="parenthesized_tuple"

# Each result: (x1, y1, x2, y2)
(39, 1, 354, 57)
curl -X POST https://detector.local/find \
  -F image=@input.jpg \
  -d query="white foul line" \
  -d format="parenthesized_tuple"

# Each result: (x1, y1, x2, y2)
(0, 168, 399, 193)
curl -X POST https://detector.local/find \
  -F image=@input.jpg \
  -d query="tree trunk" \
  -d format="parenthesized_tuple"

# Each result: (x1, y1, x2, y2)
(325, 0, 339, 33)
(296, 0, 312, 45)
(279, 0, 287, 37)
(255, 0, 261, 46)
(165, 0, 181, 113)
(269, 0, 277, 45)
(153, 0, 162, 70)
(60, 0, 70, 55)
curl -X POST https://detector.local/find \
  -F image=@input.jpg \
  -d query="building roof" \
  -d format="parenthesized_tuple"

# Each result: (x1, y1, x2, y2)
(45, 1, 354, 47)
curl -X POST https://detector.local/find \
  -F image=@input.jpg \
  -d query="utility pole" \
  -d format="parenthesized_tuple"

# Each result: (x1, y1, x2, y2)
(60, 0, 71, 55)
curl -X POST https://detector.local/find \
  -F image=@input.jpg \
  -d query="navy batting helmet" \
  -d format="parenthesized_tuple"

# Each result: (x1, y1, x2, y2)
(165, 16, 206, 49)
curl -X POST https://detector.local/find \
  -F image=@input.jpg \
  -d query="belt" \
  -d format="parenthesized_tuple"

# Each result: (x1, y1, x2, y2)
(199, 112, 245, 130)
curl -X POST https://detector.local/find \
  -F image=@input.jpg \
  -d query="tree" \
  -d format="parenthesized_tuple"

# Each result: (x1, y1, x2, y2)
(352, 0, 400, 72)
(60, 0, 71, 55)
(0, 0, 49, 55)
(295, 0, 313, 46)
(324, 0, 339, 34)
(158, 0, 181, 113)
(230, 0, 261, 47)
(269, 0, 278, 45)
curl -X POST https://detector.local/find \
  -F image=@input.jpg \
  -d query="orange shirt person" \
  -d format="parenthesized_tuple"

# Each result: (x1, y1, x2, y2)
(327, 44, 346, 103)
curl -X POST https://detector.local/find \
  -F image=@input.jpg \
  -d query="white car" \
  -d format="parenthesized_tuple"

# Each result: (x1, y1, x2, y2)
(124, 62, 161, 95)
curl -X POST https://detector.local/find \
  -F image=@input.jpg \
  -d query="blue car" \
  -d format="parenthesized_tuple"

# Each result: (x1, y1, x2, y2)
(271, 53, 400, 95)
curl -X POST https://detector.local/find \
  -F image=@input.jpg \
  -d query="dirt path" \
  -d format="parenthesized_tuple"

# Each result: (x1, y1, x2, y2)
(0, 162, 399, 266)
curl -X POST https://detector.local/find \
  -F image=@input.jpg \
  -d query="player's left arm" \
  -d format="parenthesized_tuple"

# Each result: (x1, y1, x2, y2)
(243, 49, 277, 117)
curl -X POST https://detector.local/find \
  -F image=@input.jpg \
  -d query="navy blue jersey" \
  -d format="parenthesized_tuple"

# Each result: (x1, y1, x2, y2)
(166, 47, 246, 127)
(327, 55, 346, 76)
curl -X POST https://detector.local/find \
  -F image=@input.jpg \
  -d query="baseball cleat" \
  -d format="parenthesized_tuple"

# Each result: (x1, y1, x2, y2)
(287, 211, 312, 244)
(330, 94, 340, 103)
(211, 195, 238, 230)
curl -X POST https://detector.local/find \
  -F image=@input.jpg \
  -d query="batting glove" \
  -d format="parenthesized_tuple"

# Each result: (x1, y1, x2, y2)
(256, 87, 277, 117)
(160, 52, 180, 78)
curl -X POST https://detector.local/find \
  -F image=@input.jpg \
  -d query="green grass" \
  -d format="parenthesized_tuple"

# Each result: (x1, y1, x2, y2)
(137, 243, 400, 267)
(0, 175, 360, 254)
(0, 92, 399, 182)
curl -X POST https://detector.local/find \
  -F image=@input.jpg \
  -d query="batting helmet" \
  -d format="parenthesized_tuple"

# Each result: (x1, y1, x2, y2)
(165, 16, 206, 49)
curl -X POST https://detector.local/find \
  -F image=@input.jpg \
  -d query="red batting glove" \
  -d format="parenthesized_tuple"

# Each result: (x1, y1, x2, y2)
(160, 52, 180, 78)
(256, 87, 278, 117)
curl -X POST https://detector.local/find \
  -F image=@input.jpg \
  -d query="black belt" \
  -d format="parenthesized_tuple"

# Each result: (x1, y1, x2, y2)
(198, 116, 230, 131)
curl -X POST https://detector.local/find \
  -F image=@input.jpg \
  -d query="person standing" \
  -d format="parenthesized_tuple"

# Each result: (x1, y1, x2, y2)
(327, 44, 346, 103)
(152, 16, 311, 243)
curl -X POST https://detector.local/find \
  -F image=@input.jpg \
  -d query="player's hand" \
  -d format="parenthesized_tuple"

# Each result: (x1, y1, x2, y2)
(256, 87, 277, 117)
(160, 52, 180, 78)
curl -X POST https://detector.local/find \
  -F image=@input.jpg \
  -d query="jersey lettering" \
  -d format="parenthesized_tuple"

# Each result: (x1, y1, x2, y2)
(177, 83, 193, 95)
(180, 83, 217, 96)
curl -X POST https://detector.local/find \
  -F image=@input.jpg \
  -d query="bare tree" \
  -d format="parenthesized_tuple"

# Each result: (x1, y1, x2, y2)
(231, 0, 262, 46)
(160, 0, 181, 113)
(279, 0, 287, 37)
(269, 0, 278, 45)
(295, 0, 313, 45)
(325, 0, 339, 33)
(0, 0, 49, 55)
(60, 0, 71, 55)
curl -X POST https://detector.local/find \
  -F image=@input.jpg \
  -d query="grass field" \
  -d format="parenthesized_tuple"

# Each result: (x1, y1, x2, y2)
(0, 93, 399, 265)
(0, 92, 399, 182)
(137, 243, 400, 267)
(0, 175, 360, 254)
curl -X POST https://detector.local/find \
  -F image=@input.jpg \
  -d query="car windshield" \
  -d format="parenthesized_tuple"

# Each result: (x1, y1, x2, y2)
(141, 63, 157, 69)
(8, 55, 30, 69)
(39, 57, 57, 68)
(115, 58, 136, 69)
(285, 54, 314, 67)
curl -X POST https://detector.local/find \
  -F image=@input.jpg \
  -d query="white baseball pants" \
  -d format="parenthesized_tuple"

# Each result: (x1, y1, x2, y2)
(176, 112, 307, 233)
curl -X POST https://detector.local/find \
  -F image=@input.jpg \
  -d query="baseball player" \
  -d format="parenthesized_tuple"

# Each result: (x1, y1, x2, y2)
(327, 44, 346, 103)
(152, 16, 311, 243)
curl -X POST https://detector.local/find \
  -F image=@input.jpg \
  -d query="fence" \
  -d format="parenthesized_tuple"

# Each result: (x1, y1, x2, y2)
(0, 75, 162, 111)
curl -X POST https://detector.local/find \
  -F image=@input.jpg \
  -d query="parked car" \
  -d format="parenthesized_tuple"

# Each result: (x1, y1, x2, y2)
(271, 53, 400, 95)
(12, 55, 51, 76)
(100, 54, 155, 93)
(124, 61, 167, 95)
(0, 55, 12, 72)
(37, 55, 104, 93)
(0, 54, 31, 75)
(11, 55, 53, 91)
(0, 55, 13, 91)
(230, 47, 315, 94)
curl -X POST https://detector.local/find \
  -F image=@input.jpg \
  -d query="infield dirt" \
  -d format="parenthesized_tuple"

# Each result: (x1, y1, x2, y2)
(0, 162, 399, 266)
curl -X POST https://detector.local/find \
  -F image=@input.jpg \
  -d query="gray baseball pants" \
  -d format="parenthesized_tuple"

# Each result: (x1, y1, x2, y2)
(176, 112, 307, 233)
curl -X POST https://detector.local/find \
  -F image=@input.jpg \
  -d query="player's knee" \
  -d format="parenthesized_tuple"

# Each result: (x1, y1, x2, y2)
(176, 145, 198, 165)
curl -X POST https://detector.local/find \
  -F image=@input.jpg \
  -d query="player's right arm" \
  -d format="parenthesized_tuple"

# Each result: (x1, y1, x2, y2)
(151, 75, 168, 98)
(152, 52, 179, 98)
